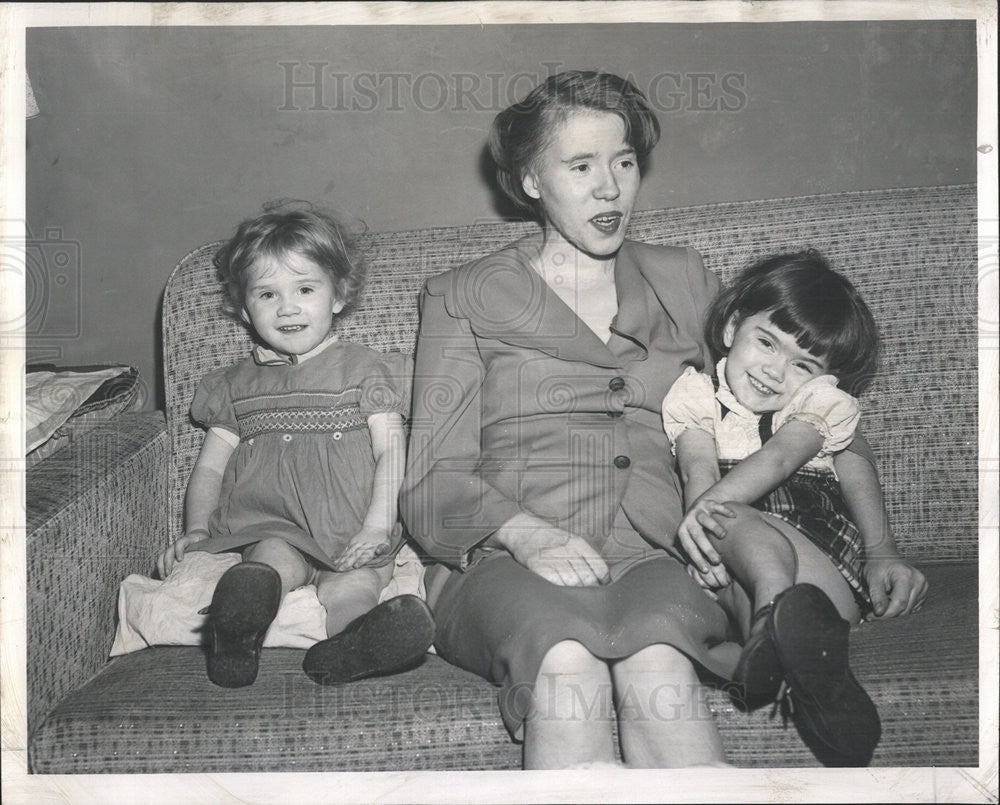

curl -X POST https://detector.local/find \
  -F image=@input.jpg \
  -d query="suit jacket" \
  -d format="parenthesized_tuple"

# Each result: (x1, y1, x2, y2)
(400, 236, 720, 569)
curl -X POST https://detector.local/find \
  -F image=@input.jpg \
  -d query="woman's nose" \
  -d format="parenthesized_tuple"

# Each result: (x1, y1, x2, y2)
(593, 168, 620, 200)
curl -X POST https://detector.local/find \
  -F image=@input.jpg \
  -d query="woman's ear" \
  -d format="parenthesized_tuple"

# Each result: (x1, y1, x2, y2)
(521, 169, 542, 201)
(240, 307, 251, 325)
(331, 298, 345, 315)
(722, 313, 739, 349)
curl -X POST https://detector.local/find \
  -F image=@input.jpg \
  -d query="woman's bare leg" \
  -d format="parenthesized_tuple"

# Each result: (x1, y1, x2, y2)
(523, 640, 617, 769)
(612, 644, 726, 768)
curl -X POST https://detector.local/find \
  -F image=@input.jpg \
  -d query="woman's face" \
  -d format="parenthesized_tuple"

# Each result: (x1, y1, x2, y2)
(521, 110, 641, 259)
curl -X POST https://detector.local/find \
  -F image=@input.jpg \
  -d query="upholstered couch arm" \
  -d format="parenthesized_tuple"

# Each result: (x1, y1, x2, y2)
(26, 411, 169, 738)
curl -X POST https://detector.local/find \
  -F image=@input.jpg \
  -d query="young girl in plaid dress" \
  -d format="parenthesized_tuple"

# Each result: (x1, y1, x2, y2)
(156, 206, 433, 689)
(662, 250, 926, 766)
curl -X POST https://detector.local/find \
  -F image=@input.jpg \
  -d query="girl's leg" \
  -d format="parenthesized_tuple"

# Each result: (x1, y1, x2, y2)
(611, 644, 726, 768)
(243, 537, 312, 599)
(523, 640, 617, 769)
(710, 503, 858, 632)
(315, 562, 394, 637)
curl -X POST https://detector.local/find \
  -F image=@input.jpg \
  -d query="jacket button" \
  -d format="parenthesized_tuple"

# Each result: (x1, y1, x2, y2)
(608, 376, 625, 391)
(613, 455, 631, 469)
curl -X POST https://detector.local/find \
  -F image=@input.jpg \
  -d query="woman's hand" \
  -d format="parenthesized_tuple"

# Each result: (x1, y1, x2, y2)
(864, 557, 928, 619)
(676, 498, 734, 579)
(333, 526, 392, 572)
(495, 513, 610, 586)
(156, 529, 209, 579)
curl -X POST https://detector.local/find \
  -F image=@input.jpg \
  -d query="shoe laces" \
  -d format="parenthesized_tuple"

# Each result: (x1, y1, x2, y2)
(769, 681, 794, 727)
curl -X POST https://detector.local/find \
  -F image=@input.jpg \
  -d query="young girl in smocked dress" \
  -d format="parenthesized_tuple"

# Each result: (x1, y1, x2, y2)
(156, 206, 433, 688)
(662, 251, 926, 766)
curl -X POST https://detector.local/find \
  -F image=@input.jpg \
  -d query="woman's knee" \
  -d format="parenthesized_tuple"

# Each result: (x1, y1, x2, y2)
(537, 640, 607, 678)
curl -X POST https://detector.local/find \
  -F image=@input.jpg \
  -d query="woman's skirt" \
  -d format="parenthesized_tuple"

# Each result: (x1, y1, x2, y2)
(431, 550, 741, 739)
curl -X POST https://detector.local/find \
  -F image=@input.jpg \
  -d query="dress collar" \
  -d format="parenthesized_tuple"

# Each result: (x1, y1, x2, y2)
(715, 357, 756, 419)
(252, 333, 338, 367)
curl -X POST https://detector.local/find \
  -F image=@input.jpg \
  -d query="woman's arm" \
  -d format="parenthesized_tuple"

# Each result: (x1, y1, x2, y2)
(399, 289, 524, 567)
(834, 448, 928, 618)
(334, 411, 406, 570)
(156, 429, 235, 578)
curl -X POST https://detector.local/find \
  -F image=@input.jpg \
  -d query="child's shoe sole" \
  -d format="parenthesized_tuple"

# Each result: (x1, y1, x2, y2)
(768, 583, 881, 766)
(302, 594, 435, 686)
(205, 561, 282, 688)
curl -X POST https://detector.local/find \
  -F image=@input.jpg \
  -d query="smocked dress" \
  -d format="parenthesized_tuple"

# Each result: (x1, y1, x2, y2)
(400, 237, 743, 740)
(661, 357, 871, 609)
(187, 337, 411, 570)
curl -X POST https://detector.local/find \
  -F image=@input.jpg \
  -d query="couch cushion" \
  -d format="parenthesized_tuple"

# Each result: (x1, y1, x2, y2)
(29, 562, 976, 772)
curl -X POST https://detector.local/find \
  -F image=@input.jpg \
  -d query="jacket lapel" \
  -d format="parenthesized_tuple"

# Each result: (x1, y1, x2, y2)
(428, 236, 623, 367)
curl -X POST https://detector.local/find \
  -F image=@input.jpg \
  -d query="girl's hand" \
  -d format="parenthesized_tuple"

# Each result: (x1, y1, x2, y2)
(864, 557, 928, 619)
(686, 562, 727, 599)
(495, 514, 610, 587)
(156, 530, 209, 579)
(676, 498, 735, 575)
(333, 527, 392, 571)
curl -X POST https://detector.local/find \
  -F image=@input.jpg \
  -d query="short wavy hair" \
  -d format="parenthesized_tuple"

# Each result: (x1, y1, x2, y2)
(705, 250, 880, 396)
(488, 70, 661, 216)
(213, 203, 367, 321)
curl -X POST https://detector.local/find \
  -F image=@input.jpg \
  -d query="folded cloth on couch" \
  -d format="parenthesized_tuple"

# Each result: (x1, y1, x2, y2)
(111, 545, 427, 656)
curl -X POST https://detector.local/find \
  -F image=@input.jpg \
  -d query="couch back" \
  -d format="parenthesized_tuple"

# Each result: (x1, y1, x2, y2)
(163, 184, 978, 562)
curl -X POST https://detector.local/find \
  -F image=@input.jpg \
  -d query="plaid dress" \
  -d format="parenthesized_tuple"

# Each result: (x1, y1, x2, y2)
(663, 359, 872, 610)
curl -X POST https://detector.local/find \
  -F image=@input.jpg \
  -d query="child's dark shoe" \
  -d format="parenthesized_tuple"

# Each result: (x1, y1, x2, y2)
(203, 561, 282, 688)
(732, 603, 784, 709)
(768, 583, 881, 766)
(302, 594, 435, 686)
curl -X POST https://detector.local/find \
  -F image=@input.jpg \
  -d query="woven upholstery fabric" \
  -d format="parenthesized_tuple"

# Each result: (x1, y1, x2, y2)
(162, 185, 977, 561)
(26, 411, 169, 738)
(29, 562, 976, 772)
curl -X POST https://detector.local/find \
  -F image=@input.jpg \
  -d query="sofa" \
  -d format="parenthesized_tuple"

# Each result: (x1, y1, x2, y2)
(25, 184, 980, 772)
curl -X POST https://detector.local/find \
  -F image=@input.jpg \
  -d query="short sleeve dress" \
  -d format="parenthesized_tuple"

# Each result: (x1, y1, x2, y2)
(662, 357, 871, 609)
(188, 337, 412, 570)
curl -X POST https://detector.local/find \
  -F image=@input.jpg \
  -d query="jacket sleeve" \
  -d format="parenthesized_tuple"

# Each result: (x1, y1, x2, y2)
(399, 286, 524, 568)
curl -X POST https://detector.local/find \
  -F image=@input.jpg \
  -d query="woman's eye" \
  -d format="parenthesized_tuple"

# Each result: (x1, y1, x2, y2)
(757, 337, 773, 350)
(259, 291, 274, 300)
(299, 286, 314, 295)
(618, 158, 636, 170)
(571, 163, 589, 173)
(793, 362, 813, 373)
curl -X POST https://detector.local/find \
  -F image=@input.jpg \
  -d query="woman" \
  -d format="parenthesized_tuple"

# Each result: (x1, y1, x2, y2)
(399, 71, 741, 768)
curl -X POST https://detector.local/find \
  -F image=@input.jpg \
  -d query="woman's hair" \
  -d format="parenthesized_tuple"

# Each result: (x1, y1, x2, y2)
(213, 202, 367, 320)
(705, 250, 880, 396)
(489, 70, 661, 216)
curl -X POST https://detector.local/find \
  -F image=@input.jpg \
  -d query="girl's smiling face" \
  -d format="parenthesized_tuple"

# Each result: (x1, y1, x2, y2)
(520, 110, 641, 259)
(723, 311, 831, 413)
(242, 251, 344, 356)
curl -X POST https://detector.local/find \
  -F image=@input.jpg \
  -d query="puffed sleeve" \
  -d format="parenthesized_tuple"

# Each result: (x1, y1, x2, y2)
(661, 366, 717, 449)
(775, 375, 860, 454)
(190, 368, 238, 438)
(399, 285, 524, 569)
(359, 350, 413, 419)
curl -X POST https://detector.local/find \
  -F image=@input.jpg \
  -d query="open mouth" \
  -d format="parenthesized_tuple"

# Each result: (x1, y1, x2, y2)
(747, 374, 777, 396)
(278, 325, 307, 333)
(590, 212, 623, 234)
